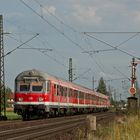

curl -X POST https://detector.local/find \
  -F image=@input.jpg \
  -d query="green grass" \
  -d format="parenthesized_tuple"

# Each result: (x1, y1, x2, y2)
(2, 111, 21, 120)
(74, 115, 140, 140)
(95, 116, 140, 140)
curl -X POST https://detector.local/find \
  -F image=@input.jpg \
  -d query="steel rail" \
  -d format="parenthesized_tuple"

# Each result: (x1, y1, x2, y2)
(0, 112, 115, 140)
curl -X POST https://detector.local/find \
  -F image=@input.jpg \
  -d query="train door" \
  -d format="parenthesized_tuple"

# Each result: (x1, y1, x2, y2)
(47, 80, 52, 102)
(56, 85, 60, 107)
(67, 88, 70, 110)
(77, 90, 80, 112)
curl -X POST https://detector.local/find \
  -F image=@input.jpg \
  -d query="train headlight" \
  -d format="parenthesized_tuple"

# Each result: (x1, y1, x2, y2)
(38, 97, 44, 102)
(18, 97, 23, 101)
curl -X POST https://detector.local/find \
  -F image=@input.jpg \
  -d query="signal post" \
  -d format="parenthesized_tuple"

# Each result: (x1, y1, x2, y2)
(127, 58, 138, 115)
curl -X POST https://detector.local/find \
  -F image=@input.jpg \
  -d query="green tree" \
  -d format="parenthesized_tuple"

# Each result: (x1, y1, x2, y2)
(5, 87, 13, 107)
(107, 85, 114, 105)
(96, 77, 108, 95)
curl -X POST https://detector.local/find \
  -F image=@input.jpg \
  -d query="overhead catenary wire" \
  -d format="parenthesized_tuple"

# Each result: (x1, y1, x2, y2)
(18, 47, 53, 52)
(113, 66, 131, 81)
(20, 0, 84, 51)
(8, 35, 93, 81)
(84, 33, 140, 60)
(20, 0, 108, 76)
(83, 36, 106, 73)
(73, 68, 91, 81)
(21, 0, 125, 81)
(36, 36, 69, 60)
(82, 32, 140, 34)
(4, 33, 39, 57)
(7, 34, 69, 68)
(83, 32, 140, 54)
(5, 11, 70, 69)
(105, 77, 129, 82)
(36, 37, 99, 82)
(34, 0, 77, 33)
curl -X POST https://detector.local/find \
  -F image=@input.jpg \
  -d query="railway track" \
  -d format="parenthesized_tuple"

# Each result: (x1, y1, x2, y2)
(0, 112, 115, 140)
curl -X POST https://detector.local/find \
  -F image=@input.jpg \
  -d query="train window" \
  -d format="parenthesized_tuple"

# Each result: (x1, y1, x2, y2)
(79, 92, 83, 99)
(20, 84, 30, 91)
(57, 85, 60, 96)
(74, 90, 78, 98)
(67, 88, 69, 97)
(47, 81, 51, 92)
(32, 85, 43, 92)
(60, 86, 64, 96)
(72, 89, 74, 97)
(91, 95, 93, 100)
(54, 84, 56, 89)
(87, 94, 89, 99)
(54, 84, 57, 95)
(85, 94, 87, 99)
(82, 92, 84, 99)
(69, 89, 72, 97)
(79, 91, 82, 99)
(63, 87, 67, 97)
(65, 88, 68, 97)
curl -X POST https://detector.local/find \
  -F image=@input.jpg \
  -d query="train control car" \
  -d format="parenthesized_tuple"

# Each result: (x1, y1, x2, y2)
(14, 69, 110, 120)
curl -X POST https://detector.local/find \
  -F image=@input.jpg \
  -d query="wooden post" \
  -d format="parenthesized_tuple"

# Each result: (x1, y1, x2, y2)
(86, 115, 96, 131)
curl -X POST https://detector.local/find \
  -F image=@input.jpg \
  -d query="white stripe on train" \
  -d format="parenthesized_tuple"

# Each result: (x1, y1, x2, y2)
(14, 102, 108, 108)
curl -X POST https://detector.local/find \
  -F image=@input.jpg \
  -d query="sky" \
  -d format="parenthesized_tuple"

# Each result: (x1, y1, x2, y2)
(1, 0, 140, 100)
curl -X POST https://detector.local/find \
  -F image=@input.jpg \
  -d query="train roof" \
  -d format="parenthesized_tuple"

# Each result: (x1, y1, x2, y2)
(15, 69, 108, 99)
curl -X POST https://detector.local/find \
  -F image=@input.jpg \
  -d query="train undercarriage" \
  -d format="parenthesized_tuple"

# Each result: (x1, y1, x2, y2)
(14, 104, 108, 121)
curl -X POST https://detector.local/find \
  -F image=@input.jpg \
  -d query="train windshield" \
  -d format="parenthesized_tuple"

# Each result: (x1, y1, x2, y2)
(32, 85, 43, 92)
(20, 84, 30, 91)
(17, 81, 44, 92)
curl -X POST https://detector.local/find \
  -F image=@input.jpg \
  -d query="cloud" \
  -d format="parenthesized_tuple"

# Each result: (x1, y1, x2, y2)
(42, 5, 56, 16)
(132, 11, 140, 23)
(70, 4, 102, 25)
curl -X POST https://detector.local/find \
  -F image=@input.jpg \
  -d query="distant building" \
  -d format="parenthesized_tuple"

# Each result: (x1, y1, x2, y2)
(7, 93, 14, 108)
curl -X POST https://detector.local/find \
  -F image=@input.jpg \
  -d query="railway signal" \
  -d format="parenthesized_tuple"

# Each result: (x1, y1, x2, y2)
(130, 57, 138, 96)
(127, 57, 139, 115)
(129, 87, 136, 95)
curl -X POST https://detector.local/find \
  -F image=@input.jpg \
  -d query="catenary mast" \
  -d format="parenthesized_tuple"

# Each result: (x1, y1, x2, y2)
(0, 15, 6, 120)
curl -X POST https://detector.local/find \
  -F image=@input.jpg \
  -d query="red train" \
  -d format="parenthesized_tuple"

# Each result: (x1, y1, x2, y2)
(14, 69, 110, 120)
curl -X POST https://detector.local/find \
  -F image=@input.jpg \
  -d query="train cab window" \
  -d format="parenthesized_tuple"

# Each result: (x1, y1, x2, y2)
(20, 84, 30, 91)
(32, 85, 43, 92)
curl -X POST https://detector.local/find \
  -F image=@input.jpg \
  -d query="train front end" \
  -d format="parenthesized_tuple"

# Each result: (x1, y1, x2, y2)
(14, 70, 48, 120)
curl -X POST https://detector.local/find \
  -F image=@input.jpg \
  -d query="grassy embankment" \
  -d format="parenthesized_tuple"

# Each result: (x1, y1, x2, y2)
(74, 114, 140, 140)
(2, 108, 21, 120)
(94, 115, 140, 140)
(5, 111, 21, 120)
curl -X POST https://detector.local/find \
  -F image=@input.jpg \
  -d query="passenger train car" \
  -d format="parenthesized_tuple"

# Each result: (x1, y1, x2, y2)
(14, 69, 110, 120)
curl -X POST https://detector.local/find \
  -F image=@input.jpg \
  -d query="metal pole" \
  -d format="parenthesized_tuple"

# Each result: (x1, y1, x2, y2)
(0, 15, 6, 120)
(92, 76, 94, 90)
(69, 58, 72, 82)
